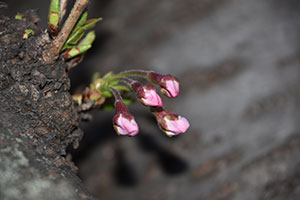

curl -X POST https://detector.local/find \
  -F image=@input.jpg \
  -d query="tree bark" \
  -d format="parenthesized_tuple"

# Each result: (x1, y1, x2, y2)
(0, 10, 94, 200)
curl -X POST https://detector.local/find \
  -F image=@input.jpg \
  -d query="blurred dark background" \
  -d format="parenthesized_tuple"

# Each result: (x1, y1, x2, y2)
(2, 0, 300, 199)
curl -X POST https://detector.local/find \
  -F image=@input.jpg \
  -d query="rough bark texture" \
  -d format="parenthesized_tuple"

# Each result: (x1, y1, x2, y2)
(0, 11, 94, 200)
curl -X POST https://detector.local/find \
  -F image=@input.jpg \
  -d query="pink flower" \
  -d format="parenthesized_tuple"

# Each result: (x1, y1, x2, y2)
(152, 108, 190, 137)
(136, 84, 163, 107)
(113, 112, 139, 136)
(148, 72, 180, 98)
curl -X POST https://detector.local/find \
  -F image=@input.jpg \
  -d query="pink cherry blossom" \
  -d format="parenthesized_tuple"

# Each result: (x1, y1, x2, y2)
(136, 84, 163, 107)
(113, 113, 139, 136)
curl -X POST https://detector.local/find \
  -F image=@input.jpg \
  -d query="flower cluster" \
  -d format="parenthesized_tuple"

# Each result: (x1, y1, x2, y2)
(73, 70, 190, 137)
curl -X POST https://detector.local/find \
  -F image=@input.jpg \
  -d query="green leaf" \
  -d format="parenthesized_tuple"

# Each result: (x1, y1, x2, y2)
(113, 85, 130, 92)
(61, 14, 101, 52)
(62, 11, 88, 50)
(92, 72, 100, 81)
(123, 98, 134, 105)
(103, 71, 114, 79)
(101, 90, 113, 98)
(101, 104, 115, 111)
(79, 31, 96, 46)
(15, 13, 23, 20)
(109, 80, 119, 86)
(23, 29, 35, 39)
(82, 18, 103, 30)
(48, 0, 61, 35)
(72, 11, 88, 34)
(64, 31, 96, 59)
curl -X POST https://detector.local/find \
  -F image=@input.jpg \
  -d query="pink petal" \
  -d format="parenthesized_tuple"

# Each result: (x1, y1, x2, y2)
(165, 79, 179, 97)
(159, 75, 180, 98)
(164, 116, 190, 136)
(114, 113, 139, 136)
(140, 87, 163, 107)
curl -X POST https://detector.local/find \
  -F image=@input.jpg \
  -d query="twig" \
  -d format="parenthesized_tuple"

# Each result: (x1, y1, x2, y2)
(43, 0, 89, 64)
(60, 0, 68, 22)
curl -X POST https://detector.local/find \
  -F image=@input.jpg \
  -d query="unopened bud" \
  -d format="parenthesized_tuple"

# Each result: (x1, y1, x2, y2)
(113, 112, 139, 136)
(152, 108, 190, 137)
(148, 72, 180, 98)
(135, 84, 163, 107)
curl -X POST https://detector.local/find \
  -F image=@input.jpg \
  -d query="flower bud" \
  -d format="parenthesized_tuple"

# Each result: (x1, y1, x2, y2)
(152, 108, 190, 137)
(148, 72, 180, 98)
(159, 75, 180, 98)
(113, 112, 139, 136)
(134, 84, 163, 107)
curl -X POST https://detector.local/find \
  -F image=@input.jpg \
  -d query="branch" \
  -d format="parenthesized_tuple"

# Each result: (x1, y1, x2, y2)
(43, 0, 89, 64)
(60, 0, 68, 22)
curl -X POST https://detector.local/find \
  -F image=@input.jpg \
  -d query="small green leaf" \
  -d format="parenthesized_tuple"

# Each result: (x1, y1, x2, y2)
(79, 30, 96, 46)
(64, 45, 90, 59)
(62, 31, 85, 51)
(62, 16, 102, 51)
(61, 11, 88, 51)
(48, 0, 61, 36)
(103, 71, 114, 79)
(64, 31, 96, 59)
(23, 29, 35, 39)
(113, 85, 131, 92)
(83, 17, 103, 30)
(123, 98, 134, 105)
(101, 104, 115, 111)
(109, 80, 119, 86)
(92, 72, 100, 81)
(72, 11, 88, 34)
(101, 90, 113, 98)
(15, 13, 23, 20)
(72, 94, 83, 105)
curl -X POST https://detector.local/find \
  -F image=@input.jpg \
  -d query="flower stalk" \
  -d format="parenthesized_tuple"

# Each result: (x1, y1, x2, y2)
(119, 77, 163, 107)
(113, 70, 180, 98)
(110, 87, 139, 136)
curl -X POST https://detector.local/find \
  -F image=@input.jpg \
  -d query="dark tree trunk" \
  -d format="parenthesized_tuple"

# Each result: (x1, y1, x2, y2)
(0, 11, 94, 200)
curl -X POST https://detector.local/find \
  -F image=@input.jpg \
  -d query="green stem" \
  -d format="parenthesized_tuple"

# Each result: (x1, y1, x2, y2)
(109, 87, 128, 113)
(112, 70, 149, 80)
